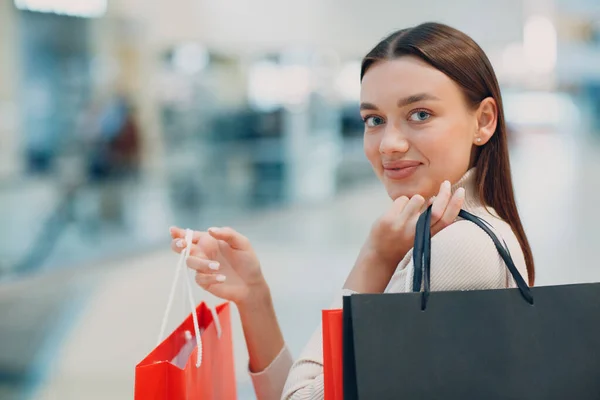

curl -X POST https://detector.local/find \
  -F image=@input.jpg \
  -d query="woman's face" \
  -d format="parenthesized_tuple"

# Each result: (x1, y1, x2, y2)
(360, 56, 484, 201)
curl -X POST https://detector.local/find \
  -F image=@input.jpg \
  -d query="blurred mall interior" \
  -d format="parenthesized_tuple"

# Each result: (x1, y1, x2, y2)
(0, 0, 599, 398)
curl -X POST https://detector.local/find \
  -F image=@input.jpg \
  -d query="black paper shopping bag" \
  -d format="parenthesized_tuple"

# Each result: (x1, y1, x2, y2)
(343, 206, 600, 400)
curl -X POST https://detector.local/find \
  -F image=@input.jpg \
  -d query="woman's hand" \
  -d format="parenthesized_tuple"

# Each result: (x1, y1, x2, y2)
(170, 227, 286, 373)
(169, 226, 268, 306)
(344, 180, 465, 293)
(370, 180, 466, 265)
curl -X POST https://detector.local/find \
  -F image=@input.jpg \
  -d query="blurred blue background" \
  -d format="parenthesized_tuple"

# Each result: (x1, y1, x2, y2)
(0, 0, 599, 399)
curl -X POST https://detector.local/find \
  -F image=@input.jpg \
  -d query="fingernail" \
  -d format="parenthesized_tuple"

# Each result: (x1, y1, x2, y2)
(208, 262, 220, 270)
(444, 180, 451, 189)
(208, 227, 219, 233)
(176, 239, 185, 248)
(216, 274, 226, 282)
(456, 187, 465, 197)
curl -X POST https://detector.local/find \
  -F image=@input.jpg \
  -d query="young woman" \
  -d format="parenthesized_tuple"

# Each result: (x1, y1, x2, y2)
(170, 22, 535, 400)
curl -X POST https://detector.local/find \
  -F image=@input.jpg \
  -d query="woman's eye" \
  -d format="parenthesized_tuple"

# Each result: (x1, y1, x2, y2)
(409, 110, 431, 122)
(364, 116, 385, 127)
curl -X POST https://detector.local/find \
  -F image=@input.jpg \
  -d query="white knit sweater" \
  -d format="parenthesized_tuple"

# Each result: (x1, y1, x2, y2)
(249, 168, 529, 400)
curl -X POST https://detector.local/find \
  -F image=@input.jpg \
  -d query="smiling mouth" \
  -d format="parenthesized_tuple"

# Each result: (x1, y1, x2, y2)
(383, 164, 420, 180)
(385, 166, 419, 171)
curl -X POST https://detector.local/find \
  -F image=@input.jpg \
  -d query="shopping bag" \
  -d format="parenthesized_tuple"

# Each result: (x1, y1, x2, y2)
(135, 229, 237, 400)
(322, 309, 343, 400)
(135, 302, 236, 399)
(342, 207, 600, 400)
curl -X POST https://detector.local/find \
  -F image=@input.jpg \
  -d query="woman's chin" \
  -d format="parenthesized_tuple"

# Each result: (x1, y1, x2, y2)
(385, 183, 434, 201)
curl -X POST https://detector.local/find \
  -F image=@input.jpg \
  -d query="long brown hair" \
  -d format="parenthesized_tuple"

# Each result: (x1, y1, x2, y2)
(361, 22, 535, 286)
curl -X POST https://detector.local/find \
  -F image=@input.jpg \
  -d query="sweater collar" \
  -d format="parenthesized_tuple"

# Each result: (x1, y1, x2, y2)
(451, 168, 484, 212)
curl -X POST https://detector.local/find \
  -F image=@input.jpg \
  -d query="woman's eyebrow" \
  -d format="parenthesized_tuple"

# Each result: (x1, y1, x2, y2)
(396, 93, 440, 108)
(359, 102, 378, 111)
(360, 93, 440, 111)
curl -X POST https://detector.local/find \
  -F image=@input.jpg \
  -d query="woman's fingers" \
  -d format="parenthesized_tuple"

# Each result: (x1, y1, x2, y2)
(170, 238, 187, 254)
(169, 228, 221, 256)
(379, 196, 409, 229)
(195, 272, 227, 288)
(208, 227, 250, 250)
(186, 256, 221, 274)
(430, 180, 452, 226)
(389, 196, 410, 215)
(169, 227, 203, 252)
(187, 256, 226, 288)
(402, 195, 426, 216)
(169, 227, 204, 242)
(397, 195, 425, 229)
(431, 187, 465, 236)
(380, 195, 425, 233)
(170, 236, 204, 254)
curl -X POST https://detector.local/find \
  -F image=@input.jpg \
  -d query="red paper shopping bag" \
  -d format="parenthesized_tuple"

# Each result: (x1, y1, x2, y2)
(135, 302, 236, 400)
(322, 309, 343, 400)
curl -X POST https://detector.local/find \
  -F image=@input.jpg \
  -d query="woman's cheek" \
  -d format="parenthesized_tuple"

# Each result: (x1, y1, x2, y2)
(363, 136, 382, 174)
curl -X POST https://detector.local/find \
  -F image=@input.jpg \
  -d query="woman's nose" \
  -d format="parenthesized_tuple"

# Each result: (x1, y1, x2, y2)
(379, 127, 410, 155)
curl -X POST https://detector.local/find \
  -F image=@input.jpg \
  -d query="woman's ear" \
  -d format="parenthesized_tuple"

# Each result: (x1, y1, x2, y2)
(473, 97, 497, 146)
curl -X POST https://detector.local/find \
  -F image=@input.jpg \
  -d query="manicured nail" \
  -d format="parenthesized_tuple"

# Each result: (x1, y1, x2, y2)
(176, 239, 185, 248)
(456, 187, 465, 198)
(443, 180, 451, 190)
(216, 274, 226, 282)
(208, 227, 219, 233)
(208, 262, 220, 270)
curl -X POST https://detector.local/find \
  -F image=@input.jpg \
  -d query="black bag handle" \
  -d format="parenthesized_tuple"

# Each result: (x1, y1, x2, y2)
(412, 206, 534, 309)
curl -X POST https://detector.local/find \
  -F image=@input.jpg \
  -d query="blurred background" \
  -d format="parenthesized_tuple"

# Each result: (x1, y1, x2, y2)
(0, 0, 599, 398)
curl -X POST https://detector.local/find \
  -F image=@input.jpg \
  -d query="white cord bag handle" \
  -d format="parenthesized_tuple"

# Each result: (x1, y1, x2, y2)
(157, 229, 223, 368)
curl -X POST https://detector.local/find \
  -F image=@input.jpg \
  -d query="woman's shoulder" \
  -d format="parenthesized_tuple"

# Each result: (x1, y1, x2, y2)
(433, 208, 519, 249)
(428, 209, 527, 291)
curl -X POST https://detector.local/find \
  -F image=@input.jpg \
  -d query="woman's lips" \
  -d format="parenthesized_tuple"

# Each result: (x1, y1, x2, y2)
(383, 165, 419, 180)
(382, 161, 422, 180)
